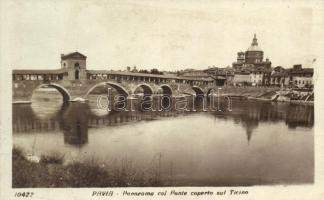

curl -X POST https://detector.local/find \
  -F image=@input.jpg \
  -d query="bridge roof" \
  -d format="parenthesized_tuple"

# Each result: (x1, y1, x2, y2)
(87, 70, 214, 81)
(12, 69, 66, 74)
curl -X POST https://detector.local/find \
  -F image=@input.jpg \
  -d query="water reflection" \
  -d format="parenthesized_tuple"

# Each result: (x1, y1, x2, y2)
(12, 98, 314, 185)
(30, 101, 63, 120)
(13, 104, 63, 133)
(62, 103, 89, 146)
(13, 100, 314, 146)
(212, 100, 314, 143)
(30, 88, 64, 120)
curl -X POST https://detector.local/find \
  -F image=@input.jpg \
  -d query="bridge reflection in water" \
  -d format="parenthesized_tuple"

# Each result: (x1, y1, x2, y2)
(13, 99, 314, 146)
(12, 96, 314, 186)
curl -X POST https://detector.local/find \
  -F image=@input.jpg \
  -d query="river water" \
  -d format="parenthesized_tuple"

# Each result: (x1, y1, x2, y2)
(13, 90, 314, 186)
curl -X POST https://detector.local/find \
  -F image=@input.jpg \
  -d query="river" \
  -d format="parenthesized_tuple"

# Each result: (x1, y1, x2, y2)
(12, 90, 314, 186)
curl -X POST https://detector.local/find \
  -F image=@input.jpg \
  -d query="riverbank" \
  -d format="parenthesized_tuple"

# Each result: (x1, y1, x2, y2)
(220, 87, 313, 105)
(12, 147, 165, 187)
(219, 87, 278, 98)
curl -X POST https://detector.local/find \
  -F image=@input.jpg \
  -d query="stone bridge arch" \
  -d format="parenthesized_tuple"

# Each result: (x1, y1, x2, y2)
(132, 83, 154, 95)
(159, 84, 173, 95)
(37, 83, 71, 102)
(84, 81, 130, 98)
(172, 84, 208, 97)
(13, 81, 72, 103)
(191, 86, 205, 96)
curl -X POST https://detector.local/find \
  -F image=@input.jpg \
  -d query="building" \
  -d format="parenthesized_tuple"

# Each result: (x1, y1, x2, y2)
(250, 67, 271, 86)
(270, 66, 289, 87)
(232, 71, 251, 86)
(203, 67, 234, 86)
(288, 64, 313, 88)
(232, 34, 271, 70)
(232, 34, 271, 85)
(268, 65, 314, 88)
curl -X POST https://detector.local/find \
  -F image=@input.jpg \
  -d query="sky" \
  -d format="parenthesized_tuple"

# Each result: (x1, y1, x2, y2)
(1, 0, 323, 71)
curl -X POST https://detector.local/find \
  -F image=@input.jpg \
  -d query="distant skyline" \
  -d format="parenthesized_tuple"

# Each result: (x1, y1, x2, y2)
(1, 0, 322, 71)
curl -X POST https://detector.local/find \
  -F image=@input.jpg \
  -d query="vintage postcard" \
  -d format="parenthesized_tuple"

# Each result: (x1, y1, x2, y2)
(1, 0, 324, 199)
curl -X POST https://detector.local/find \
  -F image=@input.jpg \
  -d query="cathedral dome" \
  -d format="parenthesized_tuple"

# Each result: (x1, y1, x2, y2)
(247, 45, 262, 51)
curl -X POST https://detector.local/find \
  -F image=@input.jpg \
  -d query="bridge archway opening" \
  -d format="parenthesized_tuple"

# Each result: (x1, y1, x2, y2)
(85, 82, 129, 111)
(133, 84, 154, 110)
(33, 83, 71, 103)
(160, 84, 172, 109)
(192, 86, 204, 96)
(191, 86, 205, 108)
(133, 84, 154, 96)
(160, 84, 172, 95)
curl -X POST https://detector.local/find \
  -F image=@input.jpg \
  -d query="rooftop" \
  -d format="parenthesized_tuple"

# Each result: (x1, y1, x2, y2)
(12, 69, 65, 74)
(289, 68, 314, 74)
(87, 70, 214, 81)
(61, 52, 87, 60)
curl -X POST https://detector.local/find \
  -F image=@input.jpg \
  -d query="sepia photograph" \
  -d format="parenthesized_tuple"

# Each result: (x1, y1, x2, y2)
(1, 0, 324, 199)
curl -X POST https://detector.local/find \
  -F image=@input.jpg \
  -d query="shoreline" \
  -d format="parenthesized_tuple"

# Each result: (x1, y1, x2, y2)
(12, 86, 313, 105)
